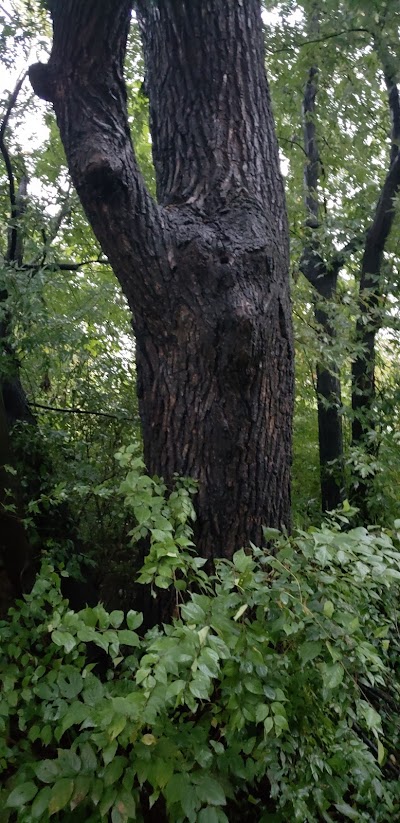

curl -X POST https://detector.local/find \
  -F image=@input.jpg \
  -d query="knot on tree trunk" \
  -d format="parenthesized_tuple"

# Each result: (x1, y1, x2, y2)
(29, 62, 55, 102)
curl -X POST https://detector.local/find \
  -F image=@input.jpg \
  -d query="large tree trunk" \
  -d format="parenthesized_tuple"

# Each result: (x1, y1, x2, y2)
(29, 0, 294, 559)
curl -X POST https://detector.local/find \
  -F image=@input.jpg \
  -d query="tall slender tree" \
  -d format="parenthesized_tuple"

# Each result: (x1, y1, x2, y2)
(29, 0, 294, 559)
(300, 49, 344, 512)
(351, 28, 400, 516)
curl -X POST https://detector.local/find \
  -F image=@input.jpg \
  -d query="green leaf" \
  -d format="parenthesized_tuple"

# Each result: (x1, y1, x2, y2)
(198, 807, 220, 823)
(57, 669, 83, 699)
(363, 705, 382, 731)
(35, 760, 60, 784)
(104, 756, 126, 786)
(126, 610, 143, 630)
(118, 630, 140, 647)
(377, 739, 385, 765)
(108, 714, 127, 740)
(70, 775, 92, 811)
(165, 772, 191, 805)
(109, 610, 124, 628)
(194, 775, 226, 806)
(323, 600, 334, 618)
(31, 786, 51, 819)
(233, 603, 248, 621)
(299, 640, 323, 664)
(256, 703, 270, 723)
(48, 778, 74, 815)
(99, 786, 118, 817)
(112, 789, 136, 819)
(334, 802, 359, 819)
(58, 701, 88, 735)
(6, 781, 38, 808)
(181, 601, 206, 623)
(51, 630, 76, 653)
(189, 672, 211, 700)
(80, 741, 98, 772)
(322, 662, 344, 690)
(232, 549, 253, 572)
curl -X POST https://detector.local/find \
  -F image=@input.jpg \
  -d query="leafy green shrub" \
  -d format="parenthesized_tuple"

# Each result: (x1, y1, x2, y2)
(1, 459, 399, 822)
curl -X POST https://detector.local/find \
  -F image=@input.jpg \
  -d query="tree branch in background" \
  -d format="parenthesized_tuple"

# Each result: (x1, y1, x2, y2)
(28, 401, 137, 422)
(18, 257, 109, 273)
(0, 73, 28, 264)
(351, 36, 400, 490)
(300, 11, 344, 512)
(268, 27, 371, 55)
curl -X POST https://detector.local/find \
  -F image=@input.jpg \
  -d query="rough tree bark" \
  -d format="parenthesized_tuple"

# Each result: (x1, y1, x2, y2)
(29, 0, 294, 560)
(300, 60, 344, 512)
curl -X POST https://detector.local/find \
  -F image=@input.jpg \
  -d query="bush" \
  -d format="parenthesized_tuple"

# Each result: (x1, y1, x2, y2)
(1, 458, 399, 822)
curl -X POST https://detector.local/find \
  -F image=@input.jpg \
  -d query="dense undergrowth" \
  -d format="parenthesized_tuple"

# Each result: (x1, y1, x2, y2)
(1, 449, 400, 822)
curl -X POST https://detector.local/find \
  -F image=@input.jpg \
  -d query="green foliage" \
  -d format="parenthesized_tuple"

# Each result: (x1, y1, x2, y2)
(0, 468, 399, 821)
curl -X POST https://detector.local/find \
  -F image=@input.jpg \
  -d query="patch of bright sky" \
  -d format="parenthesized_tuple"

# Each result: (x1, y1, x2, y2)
(262, 5, 304, 27)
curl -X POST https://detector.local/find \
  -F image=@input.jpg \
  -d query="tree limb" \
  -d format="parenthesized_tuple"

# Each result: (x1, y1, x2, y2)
(0, 73, 28, 264)
(28, 401, 137, 422)
(28, 0, 170, 318)
(268, 27, 371, 55)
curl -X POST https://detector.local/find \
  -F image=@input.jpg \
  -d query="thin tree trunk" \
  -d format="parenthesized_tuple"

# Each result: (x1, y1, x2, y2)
(351, 35, 400, 515)
(30, 0, 294, 559)
(300, 56, 344, 512)
(0, 83, 37, 597)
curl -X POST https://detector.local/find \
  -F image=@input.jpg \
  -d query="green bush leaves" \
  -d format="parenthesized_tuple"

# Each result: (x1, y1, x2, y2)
(1, 477, 399, 821)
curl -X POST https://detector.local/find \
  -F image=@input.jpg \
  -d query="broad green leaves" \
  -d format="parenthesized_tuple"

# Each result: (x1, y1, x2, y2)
(1, 512, 400, 820)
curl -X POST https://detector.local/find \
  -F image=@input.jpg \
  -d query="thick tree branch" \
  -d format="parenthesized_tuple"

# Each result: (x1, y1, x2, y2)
(362, 35, 400, 269)
(139, 0, 284, 214)
(29, 0, 170, 319)
(329, 235, 365, 272)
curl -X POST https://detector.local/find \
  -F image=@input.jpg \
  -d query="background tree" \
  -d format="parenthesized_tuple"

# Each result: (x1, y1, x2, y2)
(265, 0, 400, 520)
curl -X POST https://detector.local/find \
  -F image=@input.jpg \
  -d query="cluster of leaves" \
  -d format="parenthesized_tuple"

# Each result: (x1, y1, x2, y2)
(1, 465, 400, 822)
